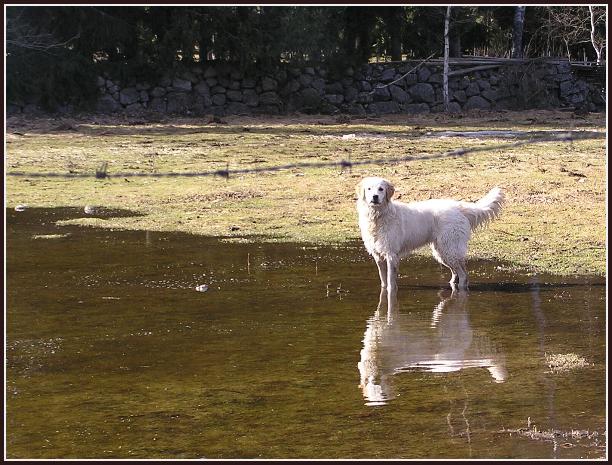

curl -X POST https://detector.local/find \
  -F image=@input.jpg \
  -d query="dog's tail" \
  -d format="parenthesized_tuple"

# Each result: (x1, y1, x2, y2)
(460, 187, 505, 230)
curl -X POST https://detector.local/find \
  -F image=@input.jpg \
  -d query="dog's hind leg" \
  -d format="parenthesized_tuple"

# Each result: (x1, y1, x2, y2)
(431, 243, 469, 290)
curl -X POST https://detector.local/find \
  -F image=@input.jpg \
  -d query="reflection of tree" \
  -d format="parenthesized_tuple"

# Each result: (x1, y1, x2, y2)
(358, 289, 506, 406)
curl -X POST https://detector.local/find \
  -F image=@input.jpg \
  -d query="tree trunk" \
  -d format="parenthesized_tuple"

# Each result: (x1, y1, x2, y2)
(443, 6, 451, 111)
(449, 8, 461, 58)
(588, 6, 602, 64)
(511, 6, 526, 58)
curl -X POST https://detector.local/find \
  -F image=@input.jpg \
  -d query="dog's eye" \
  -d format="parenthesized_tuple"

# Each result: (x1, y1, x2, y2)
(367, 187, 371, 190)
(378, 187, 383, 192)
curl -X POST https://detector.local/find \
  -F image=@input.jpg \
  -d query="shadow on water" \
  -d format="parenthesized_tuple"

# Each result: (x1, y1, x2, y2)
(5, 208, 606, 459)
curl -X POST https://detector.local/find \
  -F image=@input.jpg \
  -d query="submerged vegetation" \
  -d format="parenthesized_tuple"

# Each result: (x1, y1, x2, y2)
(5, 110, 606, 276)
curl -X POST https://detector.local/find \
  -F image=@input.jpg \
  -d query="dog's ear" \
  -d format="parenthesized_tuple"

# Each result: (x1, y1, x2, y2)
(356, 180, 365, 202)
(384, 180, 395, 201)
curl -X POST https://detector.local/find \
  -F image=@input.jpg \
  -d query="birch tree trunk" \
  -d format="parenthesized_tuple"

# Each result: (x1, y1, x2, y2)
(589, 6, 602, 64)
(443, 6, 451, 111)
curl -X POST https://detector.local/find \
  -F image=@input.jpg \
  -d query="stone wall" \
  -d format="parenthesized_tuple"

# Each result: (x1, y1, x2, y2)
(9, 60, 606, 116)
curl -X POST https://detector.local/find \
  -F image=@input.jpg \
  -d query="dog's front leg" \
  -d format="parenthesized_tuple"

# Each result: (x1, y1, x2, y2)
(386, 255, 399, 293)
(374, 254, 388, 289)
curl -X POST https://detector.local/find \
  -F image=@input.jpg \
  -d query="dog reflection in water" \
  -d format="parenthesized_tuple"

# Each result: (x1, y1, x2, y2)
(358, 289, 506, 406)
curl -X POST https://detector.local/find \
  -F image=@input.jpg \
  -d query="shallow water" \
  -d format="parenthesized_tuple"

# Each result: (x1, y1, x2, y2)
(5, 208, 606, 459)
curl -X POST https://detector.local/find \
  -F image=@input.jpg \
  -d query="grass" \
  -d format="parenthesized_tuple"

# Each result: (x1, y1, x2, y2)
(5, 110, 606, 276)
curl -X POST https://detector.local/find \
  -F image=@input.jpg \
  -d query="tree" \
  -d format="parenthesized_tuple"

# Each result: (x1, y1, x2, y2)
(443, 6, 451, 111)
(511, 6, 526, 58)
(588, 6, 605, 63)
(538, 6, 606, 61)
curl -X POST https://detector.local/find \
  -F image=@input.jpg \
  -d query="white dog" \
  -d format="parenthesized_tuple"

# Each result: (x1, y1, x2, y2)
(356, 177, 505, 291)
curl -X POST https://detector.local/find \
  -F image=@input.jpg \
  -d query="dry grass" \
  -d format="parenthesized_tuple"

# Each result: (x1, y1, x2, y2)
(5, 110, 606, 276)
(545, 353, 591, 373)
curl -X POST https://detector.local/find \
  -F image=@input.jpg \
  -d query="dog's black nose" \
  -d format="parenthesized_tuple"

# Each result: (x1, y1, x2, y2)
(372, 194, 379, 202)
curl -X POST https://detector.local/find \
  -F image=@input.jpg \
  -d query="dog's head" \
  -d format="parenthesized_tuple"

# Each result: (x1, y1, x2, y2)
(356, 177, 395, 208)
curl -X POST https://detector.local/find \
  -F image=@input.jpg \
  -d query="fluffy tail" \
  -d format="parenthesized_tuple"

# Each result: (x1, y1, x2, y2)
(460, 187, 505, 230)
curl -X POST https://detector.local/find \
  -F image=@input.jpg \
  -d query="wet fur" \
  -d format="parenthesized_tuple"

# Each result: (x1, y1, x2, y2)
(356, 177, 505, 291)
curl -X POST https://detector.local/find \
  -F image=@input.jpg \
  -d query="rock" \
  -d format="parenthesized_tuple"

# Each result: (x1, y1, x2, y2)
(172, 78, 192, 92)
(325, 94, 344, 105)
(552, 73, 573, 82)
(203, 67, 217, 78)
(418, 67, 431, 82)
(556, 61, 571, 74)
(428, 73, 442, 84)
(368, 101, 400, 114)
(404, 103, 430, 114)
(211, 85, 226, 94)
(357, 92, 373, 104)
(205, 77, 217, 87)
(139, 90, 149, 102)
(182, 71, 198, 83)
(225, 102, 251, 115)
(243, 89, 259, 107)
(477, 79, 491, 90)
(303, 67, 315, 75)
(259, 91, 281, 105)
(372, 86, 391, 101)
(358, 81, 372, 92)
(464, 95, 491, 110)
(389, 85, 410, 103)
(299, 74, 313, 87)
(119, 87, 140, 105)
(449, 78, 461, 90)
(125, 103, 143, 114)
(226, 90, 242, 102)
(242, 77, 256, 88)
(312, 78, 326, 92)
(96, 94, 120, 113)
(296, 87, 321, 110)
(346, 103, 366, 116)
(96, 76, 106, 88)
(325, 82, 344, 94)
(261, 77, 278, 91)
(148, 97, 167, 112)
(403, 73, 417, 85)
(344, 86, 358, 102)
(453, 90, 467, 103)
(408, 83, 435, 103)
(211, 94, 226, 106)
(166, 92, 192, 113)
(279, 79, 300, 97)
(7, 103, 22, 114)
(447, 102, 462, 113)
(560, 80, 576, 97)
(465, 82, 480, 97)
(150, 87, 166, 98)
(381, 68, 397, 82)
(194, 82, 210, 96)
(481, 89, 498, 102)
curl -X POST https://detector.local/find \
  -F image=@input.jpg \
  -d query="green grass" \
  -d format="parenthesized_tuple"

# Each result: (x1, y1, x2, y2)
(6, 110, 606, 276)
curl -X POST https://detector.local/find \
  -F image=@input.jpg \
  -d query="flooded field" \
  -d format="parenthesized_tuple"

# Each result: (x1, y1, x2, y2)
(5, 208, 606, 459)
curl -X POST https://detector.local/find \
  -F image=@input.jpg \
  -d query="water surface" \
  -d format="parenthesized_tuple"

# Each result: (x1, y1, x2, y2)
(5, 208, 606, 459)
